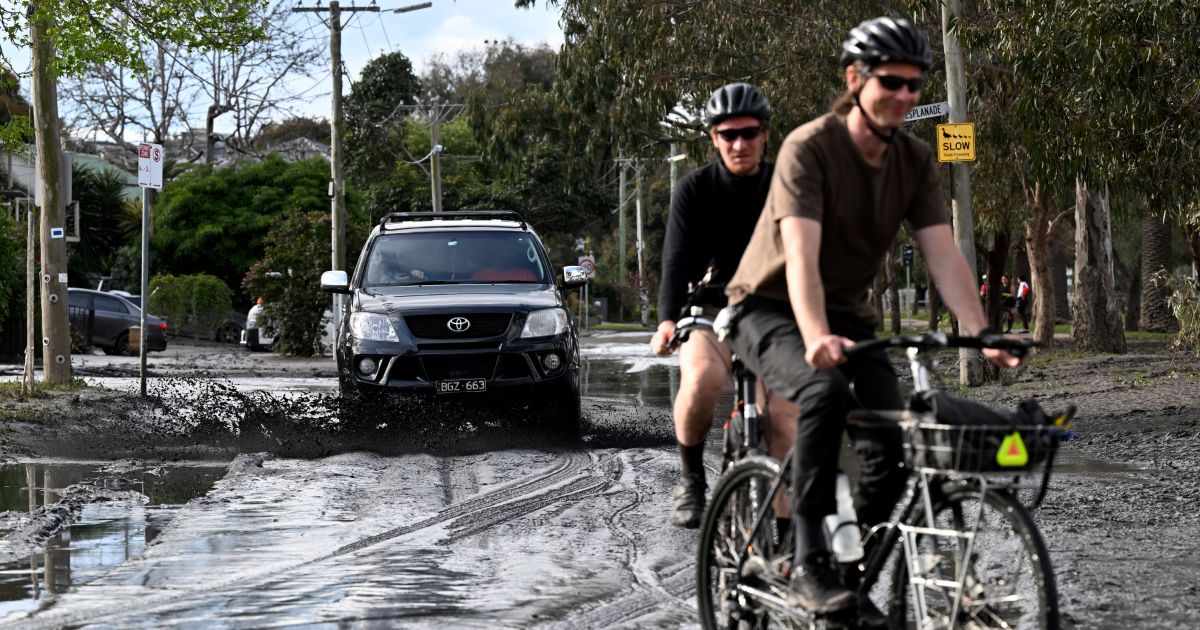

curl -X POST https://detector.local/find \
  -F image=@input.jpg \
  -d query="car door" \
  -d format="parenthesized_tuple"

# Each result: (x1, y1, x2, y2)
(68, 290, 93, 344)
(93, 294, 134, 347)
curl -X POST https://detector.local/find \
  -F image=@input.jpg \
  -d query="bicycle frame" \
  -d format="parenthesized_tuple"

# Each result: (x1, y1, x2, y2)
(716, 335, 1058, 630)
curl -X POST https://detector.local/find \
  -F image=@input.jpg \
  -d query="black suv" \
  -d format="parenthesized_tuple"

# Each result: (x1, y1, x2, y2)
(320, 211, 587, 431)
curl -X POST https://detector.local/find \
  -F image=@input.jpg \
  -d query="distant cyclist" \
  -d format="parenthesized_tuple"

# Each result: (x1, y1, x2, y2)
(649, 83, 794, 528)
(724, 16, 1024, 618)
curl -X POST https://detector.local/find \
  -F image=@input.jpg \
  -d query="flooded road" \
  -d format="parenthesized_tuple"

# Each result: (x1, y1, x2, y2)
(0, 333, 1197, 627)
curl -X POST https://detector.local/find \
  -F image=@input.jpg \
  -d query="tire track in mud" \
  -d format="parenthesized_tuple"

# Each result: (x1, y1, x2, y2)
(536, 451, 697, 629)
(11, 450, 621, 629)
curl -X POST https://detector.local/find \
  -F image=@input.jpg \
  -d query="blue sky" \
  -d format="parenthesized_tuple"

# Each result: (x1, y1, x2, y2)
(1, 0, 564, 136)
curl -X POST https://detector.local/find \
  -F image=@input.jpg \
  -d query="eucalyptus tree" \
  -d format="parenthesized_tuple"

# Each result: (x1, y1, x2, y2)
(946, 0, 1200, 352)
(2, 0, 267, 383)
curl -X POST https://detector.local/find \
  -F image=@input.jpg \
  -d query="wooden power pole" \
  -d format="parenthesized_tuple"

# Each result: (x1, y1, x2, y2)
(30, 0, 71, 384)
(942, 0, 983, 386)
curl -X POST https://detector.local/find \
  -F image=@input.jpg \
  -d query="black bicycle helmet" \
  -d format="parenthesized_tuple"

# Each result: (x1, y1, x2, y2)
(704, 83, 772, 127)
(840, 16, 933, 72)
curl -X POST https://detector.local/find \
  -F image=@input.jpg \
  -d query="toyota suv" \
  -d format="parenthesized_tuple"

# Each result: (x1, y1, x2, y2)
(320, 211, 587, 432)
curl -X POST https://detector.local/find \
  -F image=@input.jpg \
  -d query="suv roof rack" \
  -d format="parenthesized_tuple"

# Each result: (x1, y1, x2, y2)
(379, 210, 527, 230)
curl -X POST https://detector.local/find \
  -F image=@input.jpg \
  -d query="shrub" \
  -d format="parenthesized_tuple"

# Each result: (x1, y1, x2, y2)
(242, 211, 330, 357)
(148, 274, 234, 339)
(1162, 272, 1200, 356)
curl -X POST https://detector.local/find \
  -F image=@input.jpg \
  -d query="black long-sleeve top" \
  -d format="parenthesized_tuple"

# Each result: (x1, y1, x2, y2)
(658, 160, 774, 322)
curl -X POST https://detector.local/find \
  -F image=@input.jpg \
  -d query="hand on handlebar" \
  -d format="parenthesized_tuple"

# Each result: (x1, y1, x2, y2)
(805, 334, 855, 370)
(650, 321, 677, 356)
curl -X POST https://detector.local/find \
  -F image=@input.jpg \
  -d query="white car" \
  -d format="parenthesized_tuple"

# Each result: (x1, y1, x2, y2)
(240, 301, 336, 354)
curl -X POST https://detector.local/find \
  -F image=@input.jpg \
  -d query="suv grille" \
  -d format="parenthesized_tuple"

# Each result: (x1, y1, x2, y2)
(405, 313, 512, 339)
(422, 354, 498, 380)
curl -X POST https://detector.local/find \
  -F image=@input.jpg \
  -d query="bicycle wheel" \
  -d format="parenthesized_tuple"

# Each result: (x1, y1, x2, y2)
(890, 481, 1059, 629)
(697, 456, 788, 630)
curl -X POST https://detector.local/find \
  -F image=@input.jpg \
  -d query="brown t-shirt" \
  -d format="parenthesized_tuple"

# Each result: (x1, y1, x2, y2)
(726, 112, 949, 324)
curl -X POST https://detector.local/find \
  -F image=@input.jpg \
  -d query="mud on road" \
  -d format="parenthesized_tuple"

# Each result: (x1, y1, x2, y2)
(0, 335, 1197, 628)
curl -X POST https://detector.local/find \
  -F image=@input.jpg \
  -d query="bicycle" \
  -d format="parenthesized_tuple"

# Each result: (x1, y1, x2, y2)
(696, 331, 1074, 630)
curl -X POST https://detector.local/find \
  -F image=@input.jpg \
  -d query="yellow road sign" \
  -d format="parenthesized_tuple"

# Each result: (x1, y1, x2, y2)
(936, 123, 975, 162)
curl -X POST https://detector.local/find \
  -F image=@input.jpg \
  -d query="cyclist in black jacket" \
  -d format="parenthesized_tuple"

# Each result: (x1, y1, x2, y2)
(650, 83, 791, 528)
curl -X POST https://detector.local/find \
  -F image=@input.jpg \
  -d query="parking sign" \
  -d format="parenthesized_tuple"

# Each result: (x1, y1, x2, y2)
(138, 142, 164, 189)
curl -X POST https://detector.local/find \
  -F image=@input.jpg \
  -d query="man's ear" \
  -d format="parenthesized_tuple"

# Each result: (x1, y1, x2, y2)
(845, 64, 862, 92)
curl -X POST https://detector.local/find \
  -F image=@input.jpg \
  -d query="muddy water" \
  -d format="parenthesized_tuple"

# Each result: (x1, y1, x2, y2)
(0, 335, 1198, 628)
(0, 462, 225, 621)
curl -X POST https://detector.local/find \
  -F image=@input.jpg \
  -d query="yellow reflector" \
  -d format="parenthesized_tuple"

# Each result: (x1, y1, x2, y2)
(996, 432, 1029, 467)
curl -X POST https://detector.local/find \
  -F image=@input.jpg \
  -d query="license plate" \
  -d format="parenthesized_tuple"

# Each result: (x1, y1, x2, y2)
(435, 378, 487, 394)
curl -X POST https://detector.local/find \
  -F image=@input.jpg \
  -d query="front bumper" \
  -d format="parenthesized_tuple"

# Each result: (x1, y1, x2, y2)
(339, 335, 579, 397)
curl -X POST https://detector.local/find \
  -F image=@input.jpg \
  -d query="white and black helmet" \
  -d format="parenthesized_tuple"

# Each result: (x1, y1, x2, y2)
(704, 83, 772, 127)
(840, 16, 933, 72)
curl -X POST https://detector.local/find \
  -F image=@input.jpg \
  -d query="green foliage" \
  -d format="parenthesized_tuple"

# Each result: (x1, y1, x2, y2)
(0, 212, 22, 331)
(153, 155, 358, 301)
(1160, 271, 1200, 356)
(242, 211, 332, 357)
(345, 52, 422, 186)
(148, 273, 234, 340)
(67, 162, 134, 285)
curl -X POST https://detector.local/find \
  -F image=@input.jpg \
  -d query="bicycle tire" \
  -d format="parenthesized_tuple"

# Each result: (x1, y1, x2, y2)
(697, 456, 787, 630)
(890, 481, 1059, 629)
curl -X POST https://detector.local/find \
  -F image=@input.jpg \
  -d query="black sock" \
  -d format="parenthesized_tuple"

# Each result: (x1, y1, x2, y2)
(679, 442, 705, 480)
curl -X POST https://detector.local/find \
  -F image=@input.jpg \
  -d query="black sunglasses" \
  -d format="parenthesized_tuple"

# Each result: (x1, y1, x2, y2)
(870, 73, 924, 92)
(715, 126, 765, 141)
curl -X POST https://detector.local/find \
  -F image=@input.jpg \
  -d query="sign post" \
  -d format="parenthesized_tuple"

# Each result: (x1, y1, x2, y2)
(137, 143, 163, 397)
(578, 255, 596, 331)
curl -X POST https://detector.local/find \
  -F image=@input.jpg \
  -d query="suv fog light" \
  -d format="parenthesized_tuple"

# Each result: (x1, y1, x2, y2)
(357, 357, 378, 376)
(542, 353, 562, 371)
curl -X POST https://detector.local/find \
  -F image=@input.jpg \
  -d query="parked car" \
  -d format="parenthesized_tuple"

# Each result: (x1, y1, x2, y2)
(320, 210, 587, 432)
(67, 288, 168, 355)
(108, 290, 244, 343)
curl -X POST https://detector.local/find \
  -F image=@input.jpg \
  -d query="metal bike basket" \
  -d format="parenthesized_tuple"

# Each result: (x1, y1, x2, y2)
(901, 420, 1062, 475)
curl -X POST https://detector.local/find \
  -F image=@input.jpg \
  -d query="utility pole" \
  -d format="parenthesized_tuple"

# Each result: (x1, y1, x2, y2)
(942, 0, 982, 386)
(429, 101, 444, 211)
(294, 0, 378, 335)
(30, 0, 70, 385)
(617, 157, 627, 283)
(634, 163, 648, 327)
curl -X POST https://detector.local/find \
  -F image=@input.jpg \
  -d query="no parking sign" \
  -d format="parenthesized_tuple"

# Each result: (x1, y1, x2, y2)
(577, 255, 596, 278)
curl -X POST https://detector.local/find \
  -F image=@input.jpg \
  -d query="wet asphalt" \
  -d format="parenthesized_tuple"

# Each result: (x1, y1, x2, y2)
(0, 333, 1197, 628)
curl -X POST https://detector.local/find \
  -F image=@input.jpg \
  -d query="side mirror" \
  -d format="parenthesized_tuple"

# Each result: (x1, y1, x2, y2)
(562, 265, 588, 289)
(320, 270, 350, 294)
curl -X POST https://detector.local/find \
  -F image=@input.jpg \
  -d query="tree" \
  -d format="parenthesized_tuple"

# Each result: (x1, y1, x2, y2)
(344, 51, 422, 186)
(254, 117, 331, 151)
(152, 155, 359, 302)
(3, 0, 267, 384)
(66, 163, 135, 285)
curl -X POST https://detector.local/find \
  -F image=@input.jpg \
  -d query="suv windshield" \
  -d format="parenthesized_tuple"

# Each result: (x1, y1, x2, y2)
(362, 230, 549, 287)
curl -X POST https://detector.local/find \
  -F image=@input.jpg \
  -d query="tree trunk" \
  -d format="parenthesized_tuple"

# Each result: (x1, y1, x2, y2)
(30, 1, 72, 385)
(1184, 220, 1200, 272)
(1124, 250, 1141, 332)
(206, 106, 219, 166)
(984, 230, 1010, 331)
(1071, 179, 1127, 353)
(871, 273, 884, 332)
(1024, 182, 1056, 348)
(1140, 215, 1176, 331)
(887, 249, 901, 335)
(1051, 224, 1071, 323)
(927, 273, 940, 332)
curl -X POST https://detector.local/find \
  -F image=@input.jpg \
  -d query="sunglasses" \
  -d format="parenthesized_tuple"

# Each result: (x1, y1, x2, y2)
(715, 126, 765, 141)
(870, 73, 924, 92)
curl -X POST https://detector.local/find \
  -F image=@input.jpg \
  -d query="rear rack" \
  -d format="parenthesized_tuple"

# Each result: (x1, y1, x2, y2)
(378, 211, 528, 230)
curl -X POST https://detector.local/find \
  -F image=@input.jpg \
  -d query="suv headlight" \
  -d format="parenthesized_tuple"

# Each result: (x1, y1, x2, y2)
(521, 308, 569, 338)
(349, 312, 399, 341)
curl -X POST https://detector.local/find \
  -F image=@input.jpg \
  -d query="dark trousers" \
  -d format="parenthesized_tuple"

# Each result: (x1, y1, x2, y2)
(728, 296, 906, 527)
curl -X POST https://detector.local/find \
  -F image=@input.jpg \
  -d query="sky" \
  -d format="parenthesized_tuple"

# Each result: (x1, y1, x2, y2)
(0, 0, 564, 137)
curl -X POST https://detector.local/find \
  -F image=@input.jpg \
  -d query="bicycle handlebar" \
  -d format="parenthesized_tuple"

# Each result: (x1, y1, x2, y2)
(845, 331, 1040, 358)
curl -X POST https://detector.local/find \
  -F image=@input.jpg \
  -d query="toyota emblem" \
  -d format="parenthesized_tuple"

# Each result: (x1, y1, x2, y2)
(447, 316, 471, 333)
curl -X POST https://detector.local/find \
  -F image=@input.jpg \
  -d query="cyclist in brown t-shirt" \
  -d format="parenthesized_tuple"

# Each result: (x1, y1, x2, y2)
(724, 16, 1023, 617)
